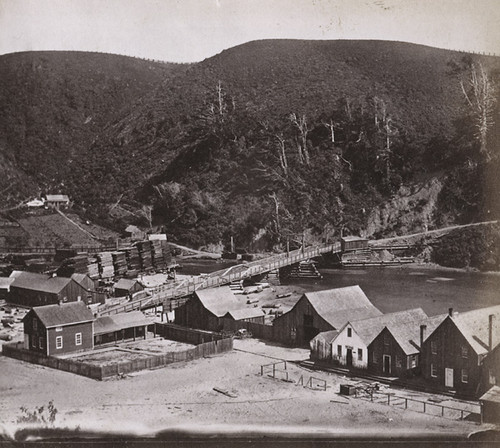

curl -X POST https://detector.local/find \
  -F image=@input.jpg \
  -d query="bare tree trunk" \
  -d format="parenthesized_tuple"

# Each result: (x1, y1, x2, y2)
(275, 134, 288, 175)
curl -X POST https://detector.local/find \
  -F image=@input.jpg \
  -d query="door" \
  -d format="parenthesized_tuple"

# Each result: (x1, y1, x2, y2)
(383, 355, 391, 374)
(346, 348, 353, 367)
(445, 368, 454, 388)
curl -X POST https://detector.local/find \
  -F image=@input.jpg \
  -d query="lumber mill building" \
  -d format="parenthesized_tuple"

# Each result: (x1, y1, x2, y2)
(273, 285, 382, 347)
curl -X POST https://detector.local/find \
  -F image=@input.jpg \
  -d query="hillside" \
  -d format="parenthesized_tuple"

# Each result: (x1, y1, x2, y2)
(0, 51, 188, 208)
(1, 41, 500, 250)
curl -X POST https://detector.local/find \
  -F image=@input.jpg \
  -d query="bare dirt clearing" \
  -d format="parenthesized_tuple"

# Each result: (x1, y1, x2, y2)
(0, 338, 484, 437)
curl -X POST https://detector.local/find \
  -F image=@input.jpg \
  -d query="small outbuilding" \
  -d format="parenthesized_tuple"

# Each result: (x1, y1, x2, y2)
(94, 311, 153, 345)
(480, 386, 500, 424)
(44, 194, 70, 209)
(23, 302, 94, 356)
(114, 278, 144, 297)
(340, 236, 369, 252)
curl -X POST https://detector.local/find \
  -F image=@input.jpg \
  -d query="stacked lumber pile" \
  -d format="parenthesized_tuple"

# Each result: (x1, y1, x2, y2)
(97, 252, 114, 279)
(137, 240, 153, 271)
(125, 246, 141, 274)
(151, 240, 165, 269)
(161, 241, 172, 265)
(112, 251, 127, 276)
(87, 255, 100, 279)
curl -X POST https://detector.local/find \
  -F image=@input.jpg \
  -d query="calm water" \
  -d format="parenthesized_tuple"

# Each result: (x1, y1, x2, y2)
(178, 260, 500, 317)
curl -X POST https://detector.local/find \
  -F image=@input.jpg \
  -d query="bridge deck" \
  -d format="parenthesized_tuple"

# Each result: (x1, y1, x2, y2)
(98, 242, 341, 316)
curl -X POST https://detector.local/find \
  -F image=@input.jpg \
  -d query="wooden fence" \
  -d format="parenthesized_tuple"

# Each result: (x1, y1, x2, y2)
(154, 322, 225, 344)
(221, 319, 275, 340)
(3, 333, 233, 380)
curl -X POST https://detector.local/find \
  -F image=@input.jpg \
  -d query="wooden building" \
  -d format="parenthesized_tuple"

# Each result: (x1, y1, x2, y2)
(44, 194, 70, 209)
(327, 308, 427, 370)
(482, 342, 500, 392)
(175, 286, 264, 332)
(310, 330, 339, 361)
(340, 236, 369, 252)
(94, 311, 153, 345)
(368, 314, 445, 377)
(114, 278, 144, 297)
(9, 271, 89, 307)
(479, 386, 500, 424)
(421, 305, 500, 397)
(274, 285, 382, 347)
(23, 302, 94, 356)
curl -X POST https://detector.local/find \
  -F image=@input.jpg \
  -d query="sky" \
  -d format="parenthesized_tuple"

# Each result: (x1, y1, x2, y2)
(0, 0, 499, 62)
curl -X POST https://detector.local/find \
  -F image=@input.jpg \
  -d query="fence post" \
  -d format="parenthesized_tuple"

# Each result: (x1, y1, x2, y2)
(423, 402, 426, 413)
(388, 394, 390, 405)
(405, 398, 408, 409)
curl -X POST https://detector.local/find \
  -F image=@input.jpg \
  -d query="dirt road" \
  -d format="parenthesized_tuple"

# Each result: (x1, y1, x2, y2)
(0, 339, 483, 438)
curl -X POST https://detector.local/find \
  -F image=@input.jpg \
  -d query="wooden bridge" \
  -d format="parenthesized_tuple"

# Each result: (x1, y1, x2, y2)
(98, 242, 341, 316)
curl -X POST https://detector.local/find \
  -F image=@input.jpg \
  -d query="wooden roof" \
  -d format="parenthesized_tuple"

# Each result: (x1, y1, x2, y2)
(11, 271, 73, 294)
(26, 302, 94, 328)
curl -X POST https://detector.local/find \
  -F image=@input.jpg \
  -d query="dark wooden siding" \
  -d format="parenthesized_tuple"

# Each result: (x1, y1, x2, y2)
(273, 296, 334, 346)
(11, 279, 88, 307)
(47, 322, 93, 355)
(368, 327, 417, 377)
(174, 295, 221, 332)
(482, 345, 500, 393)
(421, 317, 481, 397)
(23, 310, 48, 355)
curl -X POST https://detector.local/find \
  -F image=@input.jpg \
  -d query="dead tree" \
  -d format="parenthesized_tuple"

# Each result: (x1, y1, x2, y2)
(290, 113, 310, 165)
(275, 134, 288, 175)
(460, 62, 497, 161)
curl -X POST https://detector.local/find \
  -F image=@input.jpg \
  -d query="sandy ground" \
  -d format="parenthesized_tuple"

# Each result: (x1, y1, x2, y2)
(0, 338, 488, 439)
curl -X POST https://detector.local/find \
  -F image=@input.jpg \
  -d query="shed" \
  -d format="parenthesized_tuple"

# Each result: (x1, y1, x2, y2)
(480, 386, 500, 424)
(94, 311, 153, 345)
(341, 236, 369, 252)
(114, 278, 144, 297)
(23, 302, 94, 356)
(9, 271, 88, 307)
(310, 330, 339, 361)
(0, 276, 15, 300)
(273, 285, 382, 347)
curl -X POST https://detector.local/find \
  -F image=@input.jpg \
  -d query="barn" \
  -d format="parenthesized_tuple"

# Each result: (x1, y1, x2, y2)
(421, 305, 500, 397)
(175, 286, 264, 332)
(274, 285, 382, 347)
(23, 302, 94, 356)
(9, 271, 89, 307)
(368, 314, 445, 377)
(480, 386, 500, 424)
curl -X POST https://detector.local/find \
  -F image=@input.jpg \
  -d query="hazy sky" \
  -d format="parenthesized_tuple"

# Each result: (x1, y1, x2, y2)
(0, 0, 499, 62)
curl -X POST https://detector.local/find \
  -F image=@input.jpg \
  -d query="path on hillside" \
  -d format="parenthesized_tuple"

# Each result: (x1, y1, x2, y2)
(371, 220, 498, 245)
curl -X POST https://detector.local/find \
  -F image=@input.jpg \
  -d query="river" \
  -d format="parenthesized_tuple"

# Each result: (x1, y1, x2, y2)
(178, 259, 500, 316)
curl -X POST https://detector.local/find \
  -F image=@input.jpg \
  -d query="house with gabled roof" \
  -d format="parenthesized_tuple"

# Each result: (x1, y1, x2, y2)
(421, 305, 500, 397)
(368, 313, 446, 377)
(23, 302, 94, 355)
(273, 285, 382, 346)
(44, 194, 70, 209)
(9, 271, 89, 307)
(327, 308, 428, 370)
(175, 286, 265, 331)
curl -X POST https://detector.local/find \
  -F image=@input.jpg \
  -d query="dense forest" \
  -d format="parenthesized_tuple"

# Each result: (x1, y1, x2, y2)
(0, 41, 499, 251)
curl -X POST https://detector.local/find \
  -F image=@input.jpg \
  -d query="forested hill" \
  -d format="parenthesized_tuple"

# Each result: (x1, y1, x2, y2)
(1, 41, 500, 250)
(0, 51, 187, 206)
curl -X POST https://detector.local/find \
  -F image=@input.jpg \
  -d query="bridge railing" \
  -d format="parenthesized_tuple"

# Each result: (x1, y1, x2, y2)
(98, 242, 341, 316)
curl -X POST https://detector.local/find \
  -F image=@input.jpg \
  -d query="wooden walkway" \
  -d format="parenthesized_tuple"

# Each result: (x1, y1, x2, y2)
(98, 242, 341, 316)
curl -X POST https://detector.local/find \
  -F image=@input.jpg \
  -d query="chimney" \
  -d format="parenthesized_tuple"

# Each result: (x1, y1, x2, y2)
(420, 324, 427, 347)
(448, 308, 453, 317)
(489, 314, 494, 352)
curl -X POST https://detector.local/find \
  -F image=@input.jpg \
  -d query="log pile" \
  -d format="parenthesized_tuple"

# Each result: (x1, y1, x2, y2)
(97, 252, 114, 279)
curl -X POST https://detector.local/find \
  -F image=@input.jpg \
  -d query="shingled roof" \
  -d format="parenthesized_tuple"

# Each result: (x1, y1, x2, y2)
(27, 302, 94, 328)
(383, 313, 447, 355)
(11, 271, 72, 294)
(342, 308, 428, 346)
(303, 285, 382, 328)
(450, 305, 500, 355)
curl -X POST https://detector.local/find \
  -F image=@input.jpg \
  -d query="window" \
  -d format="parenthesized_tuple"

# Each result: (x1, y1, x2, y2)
(431, 364, 437, 377)
(75, 333, 82, 346)
(461, 346, 468, 358)
(410, 355, 417, 369)
(461, 369, 468, 383)
(56, 326, 62, 332)
(337, 345, 342, 358)
(383, 334, 390, 347)
(347, 328, 352, 337)
(39, 337, 44, 349)
(489, 369, 497, 385)
(31, 336, 37, 348)
(372, 352, 378, 364)
(357, 349, 363, 361)
(431, 341, 437, 355)
(56, 336, 63, 349)
(396, 355, 402, 368)
(33, 318, 37, 331)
